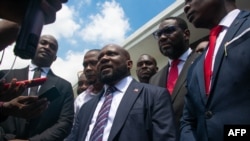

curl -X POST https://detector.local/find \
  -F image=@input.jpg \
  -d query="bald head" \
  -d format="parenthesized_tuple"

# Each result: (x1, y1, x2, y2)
(40, 34, 58, 49)
(32, 34, 58, 67)
(102, 44, 131, 60)
(98, 44, 133, 85)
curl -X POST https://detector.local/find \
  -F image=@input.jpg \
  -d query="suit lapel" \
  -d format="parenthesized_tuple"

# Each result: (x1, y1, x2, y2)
(195, 51, 208, 104)
(14, 67, 29, 95)
(38, 70, 58, 95)
(171, 52, 200, 101)
(159, 65, 169, 88)
(211, 11, 249, 95)
(108, 80, 142, 141)
(81, 96, 102, 140)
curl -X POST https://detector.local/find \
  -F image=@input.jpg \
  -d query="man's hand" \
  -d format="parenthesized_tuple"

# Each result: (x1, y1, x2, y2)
(1, 96, 48, 119)
(0, 78, 26, 101)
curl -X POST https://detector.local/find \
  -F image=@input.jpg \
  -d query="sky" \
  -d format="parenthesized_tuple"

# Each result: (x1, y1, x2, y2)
(0, 0, 174, 86)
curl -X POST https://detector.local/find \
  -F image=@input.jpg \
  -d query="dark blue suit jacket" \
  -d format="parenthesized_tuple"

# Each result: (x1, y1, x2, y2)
(180, 11, 250, 141)
(0, 66, 74, 141)
(66, 79, 177, 141)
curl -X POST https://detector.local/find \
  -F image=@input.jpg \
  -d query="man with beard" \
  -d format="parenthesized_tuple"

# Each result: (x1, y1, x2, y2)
(149, 17, 199, 131)
(181, 0, 250, 141)
(0, 35, 74, 141)
(136, 54, 158, 83)
(73, 49, 104, 120)
(65, 44, 177, 141)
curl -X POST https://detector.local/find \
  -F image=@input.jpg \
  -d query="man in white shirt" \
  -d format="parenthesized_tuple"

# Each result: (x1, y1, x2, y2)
(74, 49, 103, 119)
(0, 35, 74, 141)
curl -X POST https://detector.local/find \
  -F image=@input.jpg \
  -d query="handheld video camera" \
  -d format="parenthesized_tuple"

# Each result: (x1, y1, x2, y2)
(14, 0, 44, 59)
(14, 0, 68, 59)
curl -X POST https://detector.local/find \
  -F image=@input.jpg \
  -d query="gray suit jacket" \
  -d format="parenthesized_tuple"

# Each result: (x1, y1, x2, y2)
(0, 66, 74, 141)
(149, 51, 200, 129)
(66, 79, 177, 141)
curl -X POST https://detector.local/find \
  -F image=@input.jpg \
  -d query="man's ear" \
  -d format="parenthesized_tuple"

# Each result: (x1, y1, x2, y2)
(127, 60, 133, 69)
(184, 29, 190, 40)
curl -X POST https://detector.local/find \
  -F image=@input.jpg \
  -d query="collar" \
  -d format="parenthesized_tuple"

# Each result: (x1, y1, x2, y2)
(168, 48, 192, 64)
(219, 9, 240, 28)
(104, 76, 133, 94)
(29, 63, 50, 74)
(84, 85, 103, 96)
(85, 85, 94, 93)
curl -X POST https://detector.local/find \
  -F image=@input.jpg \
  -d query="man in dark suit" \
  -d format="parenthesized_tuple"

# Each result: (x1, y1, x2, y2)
(136, 54, 158, 83)
(180, 0, 250, 141)
(149, 17, 199, 130)
(0, 35, 74, 141)
(66, 44, 177, 141)
(0, 0, 68, 122)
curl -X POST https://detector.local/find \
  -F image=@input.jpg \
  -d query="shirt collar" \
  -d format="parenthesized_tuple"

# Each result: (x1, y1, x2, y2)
(85, 85, 94, 93)
(168, 48, 192, 64)
(219, 9, 240, 28)
(84, 85, 103, 96)
(104, 76, 133, 94)
(29, 63, 50, 74)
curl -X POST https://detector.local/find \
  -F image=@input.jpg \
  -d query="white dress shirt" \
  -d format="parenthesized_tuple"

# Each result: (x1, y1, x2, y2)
(28, 63, 49, 95)
(168, 48, 192, 75)
(211, 9, 240, 70)
(74, 85, 102, 117)
(85, 76, 133, 141)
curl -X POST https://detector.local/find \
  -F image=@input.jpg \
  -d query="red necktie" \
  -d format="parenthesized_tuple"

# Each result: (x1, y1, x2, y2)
(167, 59, 180, 95)
(204, 25, 222, 95)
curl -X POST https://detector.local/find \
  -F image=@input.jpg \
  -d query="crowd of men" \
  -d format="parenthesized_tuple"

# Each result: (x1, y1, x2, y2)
(1, 0, 250, 141)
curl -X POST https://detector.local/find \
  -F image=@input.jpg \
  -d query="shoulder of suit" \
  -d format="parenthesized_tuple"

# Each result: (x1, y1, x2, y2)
(149, 66, 167, 82)
(48, 71, 72, 87)
(139, 81, 166, 91)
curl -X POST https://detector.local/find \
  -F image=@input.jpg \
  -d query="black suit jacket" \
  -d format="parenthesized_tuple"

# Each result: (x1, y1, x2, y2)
(149, 51, 200, 129)
(180, 11, 250, 141)
(66, 79, 177, 141)
(0, 66, 74, 141)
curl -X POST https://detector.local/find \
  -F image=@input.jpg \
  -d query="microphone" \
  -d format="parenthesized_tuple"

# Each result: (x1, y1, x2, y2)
(14, 0, 44, 59)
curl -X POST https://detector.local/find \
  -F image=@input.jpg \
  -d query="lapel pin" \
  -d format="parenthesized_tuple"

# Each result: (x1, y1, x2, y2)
(223, 27, 250, 57)
(133, 88, 139, 93)
(224, 42, 229, 57)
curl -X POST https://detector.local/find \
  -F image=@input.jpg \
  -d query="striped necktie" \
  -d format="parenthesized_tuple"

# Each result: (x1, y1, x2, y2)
(89, 86, 117, 141)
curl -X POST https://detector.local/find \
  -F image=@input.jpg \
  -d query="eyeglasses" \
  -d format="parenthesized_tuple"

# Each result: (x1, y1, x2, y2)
(152, 26, 178, 40)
